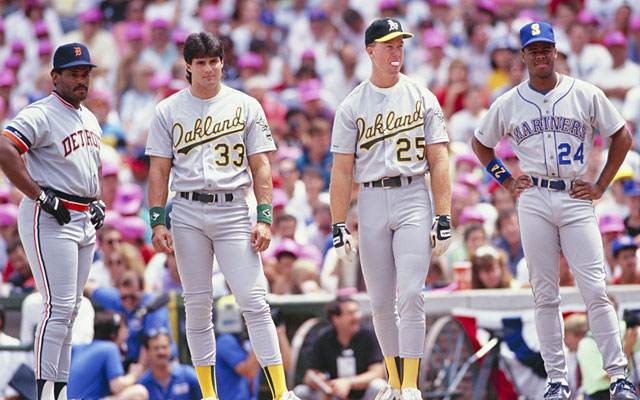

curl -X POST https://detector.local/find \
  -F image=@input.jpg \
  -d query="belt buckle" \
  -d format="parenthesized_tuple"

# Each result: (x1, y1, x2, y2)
(202, 193, 215, 203)
(547, 180, 564, 191)
(380, 177, 393, 189)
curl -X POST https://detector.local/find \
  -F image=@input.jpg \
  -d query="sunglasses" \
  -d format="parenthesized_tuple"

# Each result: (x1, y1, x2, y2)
(146, 326, 170, 338)
(120, 292, 142, 301)
(106, 238, 121, 245)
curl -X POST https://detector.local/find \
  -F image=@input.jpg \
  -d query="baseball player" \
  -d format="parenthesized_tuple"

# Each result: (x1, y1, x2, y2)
(471, 21, 636, 400)
(146, 32, 299, 400)
(0, 42, 105, 400)
(330, 18, 452, 400)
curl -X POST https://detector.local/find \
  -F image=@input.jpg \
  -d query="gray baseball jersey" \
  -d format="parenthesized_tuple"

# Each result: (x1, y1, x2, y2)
(2, 91, 101, 382)
(474, 75, 628, 381)
(145, 85, 283, 369)
(331, 74, 448, 181)
(145, 85, 275, 191)
(331, 73, 448, 360)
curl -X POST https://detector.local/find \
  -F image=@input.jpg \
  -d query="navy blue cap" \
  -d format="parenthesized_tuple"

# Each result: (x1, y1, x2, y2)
(623, 179, 640, 196)
(53, 42, 97, 70)
(612, 234, 637, 257)
(519, 21, 555, 49)
(365, 18, 414, 46)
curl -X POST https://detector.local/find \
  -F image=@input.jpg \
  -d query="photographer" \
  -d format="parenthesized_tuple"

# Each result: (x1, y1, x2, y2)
(577, 295, 640, 399)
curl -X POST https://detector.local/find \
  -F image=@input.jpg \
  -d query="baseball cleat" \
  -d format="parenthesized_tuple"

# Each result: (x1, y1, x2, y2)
(401, 387, 422, 400)
(543, 382, 570, 399)
(610, 378, 637, 400)
(279, 391, 301, 400)
(375, 384, 402, 400)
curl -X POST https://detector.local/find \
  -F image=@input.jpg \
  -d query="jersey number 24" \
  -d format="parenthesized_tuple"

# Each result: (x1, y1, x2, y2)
(558, 142, 584, 165)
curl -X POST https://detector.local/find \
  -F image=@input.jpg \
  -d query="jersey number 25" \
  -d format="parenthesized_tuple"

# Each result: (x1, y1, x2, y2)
(558, 142, 584, 165)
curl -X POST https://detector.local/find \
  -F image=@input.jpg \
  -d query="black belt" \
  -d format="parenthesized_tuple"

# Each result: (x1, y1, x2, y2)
(180, 191, 233, 203)
(363, 176, 412, 188)
(41, 187, 94, 204)
(531, 177, 567, 191)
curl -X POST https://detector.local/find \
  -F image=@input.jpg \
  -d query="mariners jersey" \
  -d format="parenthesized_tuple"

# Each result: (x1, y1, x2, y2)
(475, 75, 625, 180)
(331, 74, 448, 183)
(145, 85, 275, 192)
(2, 91, 102, 198)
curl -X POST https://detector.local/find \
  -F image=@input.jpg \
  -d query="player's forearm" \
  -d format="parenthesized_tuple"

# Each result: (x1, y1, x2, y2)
(0, 137, 41, 199)
(329, 153, 354, 223)
(248, 153, 273, 204)
(596, 126, 632, 191)
(148, 157, 172, 208)
(426, 143, 451, 215)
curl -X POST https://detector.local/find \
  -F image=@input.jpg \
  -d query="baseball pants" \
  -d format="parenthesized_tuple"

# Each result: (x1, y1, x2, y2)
(357, 178, 432, 359)
(18, 198, 95, 381)
(170, 194, 282, 367)
(517, 186, 627, 380)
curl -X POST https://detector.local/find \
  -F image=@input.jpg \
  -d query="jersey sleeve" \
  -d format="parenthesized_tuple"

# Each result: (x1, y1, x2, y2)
(330, 103, 357, 154)
(474, 97, 505, 148)
(244, 97, 276, 156)
(145, 103, 174, 158)
(422, 91, 449, 145)
(217, 334, 247, 370)
(591, 87, 626, 138)
(3, 105, 48, 152)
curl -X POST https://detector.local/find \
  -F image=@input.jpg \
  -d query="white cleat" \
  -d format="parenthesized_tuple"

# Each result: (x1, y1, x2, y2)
(402, 387, 422, 400)
(279, 391, 302, 400)
(375, 384, 403, 400)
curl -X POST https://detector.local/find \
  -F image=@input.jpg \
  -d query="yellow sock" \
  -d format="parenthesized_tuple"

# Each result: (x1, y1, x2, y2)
(401, 358, 420, 389)
(263, 364, 288, 399)
(195, 365, 218, 399)
(384, 356, 402, 389)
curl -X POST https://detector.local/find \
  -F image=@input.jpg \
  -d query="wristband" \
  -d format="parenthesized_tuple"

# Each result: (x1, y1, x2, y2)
(257, 203, 273, 225)
(149, 207, 166, 228)
(486, 158, 512, 184)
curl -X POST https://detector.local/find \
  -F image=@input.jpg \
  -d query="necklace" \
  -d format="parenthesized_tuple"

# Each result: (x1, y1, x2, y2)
(553, 73, 562, 90)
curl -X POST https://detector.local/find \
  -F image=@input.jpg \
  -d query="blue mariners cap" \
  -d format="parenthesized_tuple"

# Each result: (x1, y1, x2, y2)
(53, 42, 97, 70)
(365, 18, 414, 46)
(623, 179, 640, 196)
(519, 21, 555, 49)
(612, 235, 638, 257)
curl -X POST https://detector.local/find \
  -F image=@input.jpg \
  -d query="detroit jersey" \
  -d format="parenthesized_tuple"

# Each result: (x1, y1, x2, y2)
(331, 74, 448, 183)
(145, 85, 276, 192)
(475, 75, 625, 180)
(2, 92, 102, 198)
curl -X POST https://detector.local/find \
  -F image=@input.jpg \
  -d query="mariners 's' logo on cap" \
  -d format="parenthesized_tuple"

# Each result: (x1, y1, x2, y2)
(387, 20, 399, 31)
(74, 46, 82, 56)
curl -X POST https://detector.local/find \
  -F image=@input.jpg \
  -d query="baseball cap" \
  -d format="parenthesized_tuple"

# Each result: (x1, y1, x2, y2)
(37, 39, 52, 55)
(80, 7, 102, 23)
(10, 40, 25, 52)
(612, 164, 634, 185)
(34, 20, 48, 36)
(379, 0, 399, 10)
(4, 53, 22, 69)
(125, 22, 144, 41)
(365, 18, 414, 46)
(201, 5, 224, 22)
(459, 206, 486, 225)
(150, 71, 172, 90)
(272, 188, 288, 208)
(0, 69, 15, 87)
(0, 203, 18, 226)
(519, 21, 555, 49)
(171, 28, 189, 44)
(274, 238, 300, 258)
(631, 15, 640, 32)
(423, 28, 447, 49)
(0, 184, 11, 202)
(430, 0, 451, 7)
(576, 9, 599, 25)
(477, 0, 498, 14)
(237, 52, 263, 69)
(623, 179, 640, 196)
(53, 42, 97, 70)
(603, 30, 627, 47)
(488, 36, 518, 53)
(102, 160, 119, 177)
(612, 235, 637, 258)
(457, 173, 481, 191)
(149, 18, 169, 29)
(299, 78, 322, 103)
(118, 216, 147, 240)
(455, 152, 480, 167)
(113, 183, 143, 216)
(451, 182, 470, 199)
(598, 213, 625, 234)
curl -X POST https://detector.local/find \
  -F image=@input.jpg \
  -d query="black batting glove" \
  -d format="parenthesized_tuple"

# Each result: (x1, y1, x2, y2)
(36, 189, 71, 226)
(89, 199, 106, 230)
(430, 214, 452, 257)
(332, 222, 354, 262)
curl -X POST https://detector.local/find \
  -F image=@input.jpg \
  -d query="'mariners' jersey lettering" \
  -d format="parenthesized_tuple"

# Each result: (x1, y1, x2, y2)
(173, 107, 246, 155)
(511, 116, 586, 144)
(357, 100, 425, 150)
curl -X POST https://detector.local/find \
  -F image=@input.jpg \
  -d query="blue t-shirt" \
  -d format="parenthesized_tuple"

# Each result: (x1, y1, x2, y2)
(68, 340, 124, 400)
(215, 334, 259, 400)
(92, 287, 176, 361)
(138, 363, 202, 400)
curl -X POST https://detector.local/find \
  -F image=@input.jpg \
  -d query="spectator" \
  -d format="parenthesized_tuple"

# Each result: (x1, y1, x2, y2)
(595, 164, 633, 219)
(139, 19, 178, 74)
(0, 202, 18, 272)
(609, 235, 639, 285)
(267, 238, 300, 295)
(408, 28, 450, 89)
(138, 328, 201, 400)
(447, 86, 488, 144)
(485, 36, 518, 92)
(295, 297, 386, 400)
(564, 313, 588, 398)
(5, 236, 35, 294)
(566, 21, 612, 81)
(0, 304, 27, 399)
(292, 258, 322, 294)
(68, 311, 148, 400)
(623, 180, 640, 238)
(85, 270, 176, 364)
(599, 213, 627, 279)
(492, 208, 524, 277)
(448, 223, 488, 268)
(89, 224, 124, 287)
(433, 58, 470, 119)
(470, 245, 520, 290)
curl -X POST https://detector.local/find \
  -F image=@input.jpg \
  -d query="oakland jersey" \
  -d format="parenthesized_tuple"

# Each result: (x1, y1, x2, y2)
(145, 85, 276, 192)
(475, 75, 625, 180)
(331, 74, 448, 183)
(3, 92, 102, 198)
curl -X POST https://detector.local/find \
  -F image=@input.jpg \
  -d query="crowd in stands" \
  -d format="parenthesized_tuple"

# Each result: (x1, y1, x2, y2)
(0, 0, 639, 398)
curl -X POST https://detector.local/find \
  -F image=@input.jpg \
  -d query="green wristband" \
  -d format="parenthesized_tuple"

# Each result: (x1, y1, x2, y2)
(257, 203, 273, 225)
(149, 207, 166, 228)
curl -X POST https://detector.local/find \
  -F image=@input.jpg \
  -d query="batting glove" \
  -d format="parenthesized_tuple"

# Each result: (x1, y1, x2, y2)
(89, 199, 106, 230)
(332, 222, 354, 263)
(36, 189, 71, 226)
(430, 214, 452, 257)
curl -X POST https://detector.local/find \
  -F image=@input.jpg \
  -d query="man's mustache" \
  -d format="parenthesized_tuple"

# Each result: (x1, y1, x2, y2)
(74, 85, 88, 91)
